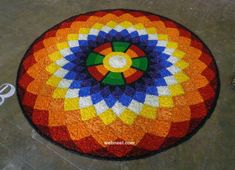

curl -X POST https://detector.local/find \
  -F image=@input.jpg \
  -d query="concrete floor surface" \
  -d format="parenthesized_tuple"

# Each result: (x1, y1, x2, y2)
(0, 0, 235, 169)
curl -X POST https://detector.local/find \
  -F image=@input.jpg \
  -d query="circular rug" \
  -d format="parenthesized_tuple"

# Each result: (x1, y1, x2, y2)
(17, 9, 219, 160)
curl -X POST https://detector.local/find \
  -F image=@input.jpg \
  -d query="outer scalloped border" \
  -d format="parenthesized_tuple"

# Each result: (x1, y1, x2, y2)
(16, 9, 220, 161)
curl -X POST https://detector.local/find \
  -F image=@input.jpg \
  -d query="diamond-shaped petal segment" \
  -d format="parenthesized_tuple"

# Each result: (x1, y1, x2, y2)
(80, 106, 96, 121)
(112, 102, 126, 116)
(140, 105, 157, 119)
(98, 109, 117, 125)
(94, 100, 109, 114)
(119, 109, 137, 125)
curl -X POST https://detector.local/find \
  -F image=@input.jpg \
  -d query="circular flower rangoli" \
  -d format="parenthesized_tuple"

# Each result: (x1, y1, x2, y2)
(17, 10, 219, 159)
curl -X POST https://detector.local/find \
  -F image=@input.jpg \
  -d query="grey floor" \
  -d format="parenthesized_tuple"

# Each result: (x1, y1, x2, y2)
(0, 0, 235, 170)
